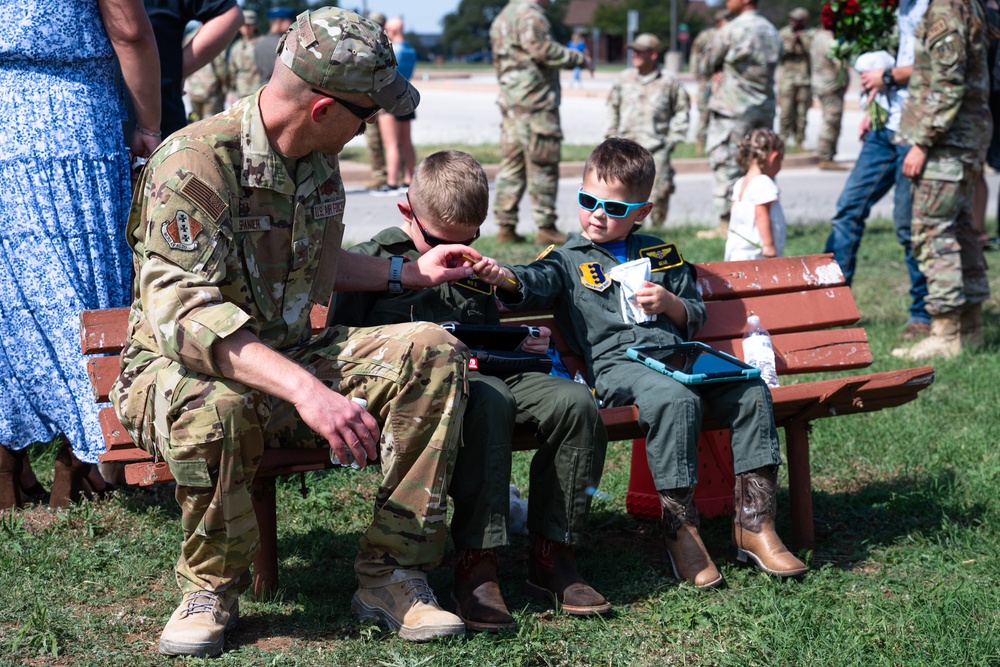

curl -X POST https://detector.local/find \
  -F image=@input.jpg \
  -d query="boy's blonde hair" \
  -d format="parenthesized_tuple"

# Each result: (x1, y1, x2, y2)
(582, 138, 656, 200)
(408, 150, 489, 229)
(736, 129, 784, 172)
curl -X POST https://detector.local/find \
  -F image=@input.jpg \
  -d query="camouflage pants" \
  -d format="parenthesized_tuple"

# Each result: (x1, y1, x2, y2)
(695, 80, 711, 148)
(777, 83, 811, 146)
(707, 110, 774, 219)
(189, 96, 225, 122)
(649, 146, 675, 227)
(493, 108, 562, 231)
(911, 160, 990, 315)
(119, 322, 467, 592)
(365, 119, 387, 185)
(815, 89, 845, 162)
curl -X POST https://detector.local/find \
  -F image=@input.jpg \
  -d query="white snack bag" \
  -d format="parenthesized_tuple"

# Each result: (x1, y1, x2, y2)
(609, 257, 655, 324)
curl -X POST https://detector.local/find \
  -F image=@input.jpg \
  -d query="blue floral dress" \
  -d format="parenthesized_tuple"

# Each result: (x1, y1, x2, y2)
(0, 0, 133, 463)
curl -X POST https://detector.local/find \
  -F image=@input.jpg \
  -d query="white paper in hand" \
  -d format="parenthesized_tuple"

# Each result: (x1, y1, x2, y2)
(609, 257, 655, 324)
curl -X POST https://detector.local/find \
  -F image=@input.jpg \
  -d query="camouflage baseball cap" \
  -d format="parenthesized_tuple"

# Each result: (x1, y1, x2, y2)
(276, 7, 419, 116)
(367, 10, 387, 26)
(789, 7, 809, 21)
(628, 33, 662, 53)
(243, 9, 258, 23)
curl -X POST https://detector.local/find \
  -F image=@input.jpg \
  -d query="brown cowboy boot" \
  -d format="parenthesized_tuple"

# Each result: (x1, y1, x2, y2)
(526, 534, 611, 616)
(0, 445, 24, 510)
(452, 548, 516, 632)
(659, 488, 723, 588)
(731, 466, 807, 577)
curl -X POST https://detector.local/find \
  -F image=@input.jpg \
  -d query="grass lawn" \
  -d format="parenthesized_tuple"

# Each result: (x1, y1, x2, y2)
(2, 219, 999, 665)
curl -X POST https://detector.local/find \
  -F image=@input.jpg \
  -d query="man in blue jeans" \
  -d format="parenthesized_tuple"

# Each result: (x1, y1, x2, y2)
(823, 0, 931, 339)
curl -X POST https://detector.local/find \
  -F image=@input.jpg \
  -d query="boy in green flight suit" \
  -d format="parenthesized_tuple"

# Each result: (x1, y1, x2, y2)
(474, 138, 808, 589)
(333, 150, 611, 631)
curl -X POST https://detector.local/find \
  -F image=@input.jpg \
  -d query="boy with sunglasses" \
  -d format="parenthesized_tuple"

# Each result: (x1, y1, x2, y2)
(333, 150, 611, 631)
(476, 138, 808, 589)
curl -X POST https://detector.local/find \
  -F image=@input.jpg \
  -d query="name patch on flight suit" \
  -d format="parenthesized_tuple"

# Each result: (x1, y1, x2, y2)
(236, 216, 271, 233)
(161, 210, 203, 251)
(313, 199, 345, 219)
(579, 262, 611, 292)
(639, 243, 684, 272)
(455, 276, 493, 295)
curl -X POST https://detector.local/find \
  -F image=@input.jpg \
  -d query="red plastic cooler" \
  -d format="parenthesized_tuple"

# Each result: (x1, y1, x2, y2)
(625, 429, 735, 521)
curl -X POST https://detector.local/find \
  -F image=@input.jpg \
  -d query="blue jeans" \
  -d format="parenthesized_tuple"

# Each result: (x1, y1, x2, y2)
(823, 128, 930, 324)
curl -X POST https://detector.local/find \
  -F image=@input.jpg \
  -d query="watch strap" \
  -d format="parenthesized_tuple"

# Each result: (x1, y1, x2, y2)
(388, 255, 405, 294)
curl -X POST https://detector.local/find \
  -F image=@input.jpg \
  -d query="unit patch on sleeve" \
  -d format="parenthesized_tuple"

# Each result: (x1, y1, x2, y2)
(639, 243, 684, 272)
(161, 210, 203, 251)
(579, 262, 611, 291)
(179, 175, 226, 222)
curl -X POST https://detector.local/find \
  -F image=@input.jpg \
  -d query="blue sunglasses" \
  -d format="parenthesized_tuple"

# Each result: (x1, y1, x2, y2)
(577, 189, 649, 218)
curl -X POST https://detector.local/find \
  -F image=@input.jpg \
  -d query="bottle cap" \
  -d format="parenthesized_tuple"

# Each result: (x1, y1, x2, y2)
(747, 315, 760, 325)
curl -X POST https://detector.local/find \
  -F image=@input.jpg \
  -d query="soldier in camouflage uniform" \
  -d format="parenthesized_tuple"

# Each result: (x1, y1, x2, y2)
(690, 11, 729, 155)
(111, 9, 480, 656)
(777, 8, 813, 149)
(699, 0, 781, 240)
(490, 0, 589, 246)
(809, 28, 848, 168)
(186, 50, 229, 121)
(892, 0, 992, 360)
(606, 33, 690, 227)
(226, 9, 261, 101)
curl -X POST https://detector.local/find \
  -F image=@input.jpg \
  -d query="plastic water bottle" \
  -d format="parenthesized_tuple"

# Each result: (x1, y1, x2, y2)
(742, 315, 779, 388)
(332, 397, 368, 469)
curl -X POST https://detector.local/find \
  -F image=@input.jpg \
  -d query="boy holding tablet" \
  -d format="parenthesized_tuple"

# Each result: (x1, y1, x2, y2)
(475, 138, 807, 588)
(333, 151, 610, 631)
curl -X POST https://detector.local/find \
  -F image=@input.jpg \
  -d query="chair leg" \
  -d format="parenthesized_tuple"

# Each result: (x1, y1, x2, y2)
(251, 477, 279, 596)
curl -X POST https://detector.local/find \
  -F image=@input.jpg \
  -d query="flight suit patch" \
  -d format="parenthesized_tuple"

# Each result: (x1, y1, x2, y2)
(161, 210, 203, 251)
(579, 262, 611, 292)
(455, 276, 493, 295)
(536, 244, 555, 260)
(639, 243, 684, 272)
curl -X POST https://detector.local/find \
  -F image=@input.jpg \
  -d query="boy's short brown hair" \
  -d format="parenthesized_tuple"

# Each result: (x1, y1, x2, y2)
(408, 150, 490, 230)
(582, 138, 656, 200)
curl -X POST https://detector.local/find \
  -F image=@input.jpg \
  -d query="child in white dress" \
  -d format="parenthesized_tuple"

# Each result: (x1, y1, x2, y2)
(724, 129, 786, 261)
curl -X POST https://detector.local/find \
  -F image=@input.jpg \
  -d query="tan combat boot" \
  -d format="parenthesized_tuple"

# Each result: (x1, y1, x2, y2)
(731, 466, 807, 577)
(496, 226, 527, 244)
(817, 160, 848, 171)
(353, 570, 465, 641)
(892, 311, 962, 360)
(696, 217, 730, 240)
(158, 589, 239, 657)
(526, 534, 612, 615)
(535, 227, 567, 246)
(452, 548, 516, 632)
(659, 488, 723, 589)
(960, 303, 984, 349)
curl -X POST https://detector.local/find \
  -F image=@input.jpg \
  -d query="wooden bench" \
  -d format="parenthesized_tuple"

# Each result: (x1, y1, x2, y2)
(81, 253, 933, 593)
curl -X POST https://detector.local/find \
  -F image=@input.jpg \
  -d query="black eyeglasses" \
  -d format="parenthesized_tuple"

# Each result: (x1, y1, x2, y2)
(310, 89, 380, 123)
(407, 194, 481, 247)
(577, 188, 649, 218)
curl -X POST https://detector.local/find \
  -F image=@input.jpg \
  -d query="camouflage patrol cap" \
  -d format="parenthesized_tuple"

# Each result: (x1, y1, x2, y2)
(789, 7, 809, 21)
(628, 33, 662, 53)
(367, 10, 387, 26)
(243, 9, 258, 23)
(714, 9, 730, 22)
(276, 7, 419, 115)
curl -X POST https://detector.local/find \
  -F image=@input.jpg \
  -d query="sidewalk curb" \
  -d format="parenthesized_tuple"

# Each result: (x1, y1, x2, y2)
(338, 152, 823, 187)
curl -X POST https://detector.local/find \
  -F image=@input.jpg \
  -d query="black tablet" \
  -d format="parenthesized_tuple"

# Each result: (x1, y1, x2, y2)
(441, 323, 539, 350)
(626, 342, 761, 384)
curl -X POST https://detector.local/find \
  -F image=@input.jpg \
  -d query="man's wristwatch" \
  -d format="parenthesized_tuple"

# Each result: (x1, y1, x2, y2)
(388, 255, 405, 294)
(882, 68, 895, 88)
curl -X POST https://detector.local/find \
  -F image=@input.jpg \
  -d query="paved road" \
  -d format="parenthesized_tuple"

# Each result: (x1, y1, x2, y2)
(339, 71, 1000, 244)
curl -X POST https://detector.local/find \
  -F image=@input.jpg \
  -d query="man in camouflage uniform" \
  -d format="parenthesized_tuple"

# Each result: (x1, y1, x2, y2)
(699, 0, 781, 239)
(365, 10, 388, 190)
(809, 27, 848, 168)
(892, 0, 992, 360)
(186, 48, 229, 121)
(490, 0, 590, 246)
(606, 33, 690, 227)
(226, 9, 261, 101)
(111, 9, 479, 656)
(777, 8, 813, 148)
(690, 10, 729, 155)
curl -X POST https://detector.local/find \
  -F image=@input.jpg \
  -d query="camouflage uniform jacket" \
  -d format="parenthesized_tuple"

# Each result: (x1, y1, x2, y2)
(497, 232, 705, 381)
(705, 10, 782, 117)
(605, 67, 691, 153)
(897, 0, 992, 162)
(229, 36, 262, 99)
(489, 0, 586, 113)
(778, 24, 813, 86)
(809, 28, 847, 95)
(113, 91, 345, 420)
(690, 27, 717, 80)
(186, 51, 229, 103)
(333, 227, 500, 327)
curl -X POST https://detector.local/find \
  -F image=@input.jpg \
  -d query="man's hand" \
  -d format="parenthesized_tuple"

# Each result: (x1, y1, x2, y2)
(293, 386, 380, 468)
(519, 325, 551, 353)
(407, 245, 480, 288)
(902, 145, 928, 178)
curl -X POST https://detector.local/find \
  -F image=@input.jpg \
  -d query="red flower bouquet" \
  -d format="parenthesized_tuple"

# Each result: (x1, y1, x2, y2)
(821, 0, 899, 61)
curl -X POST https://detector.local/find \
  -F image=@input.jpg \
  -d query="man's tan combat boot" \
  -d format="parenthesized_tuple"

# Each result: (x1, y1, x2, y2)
(817, 159, 848, 171)
(496, 225, 527, 244)
(452, 548, 516, 632)
(526, 534, 612, 615)
(696, 217, 729, 240)
(535, 226, 567, 246)
(659, 487, 723, 588)
(731, 466, 807, 577)
(353, 570, 465, 641)
(892, 311, 962, 360)
(158, 589, 239, 657)
(960, 303, 984, 349)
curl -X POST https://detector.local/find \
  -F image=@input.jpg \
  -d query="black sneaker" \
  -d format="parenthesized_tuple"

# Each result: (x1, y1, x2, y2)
(370, 183, 403, 197)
